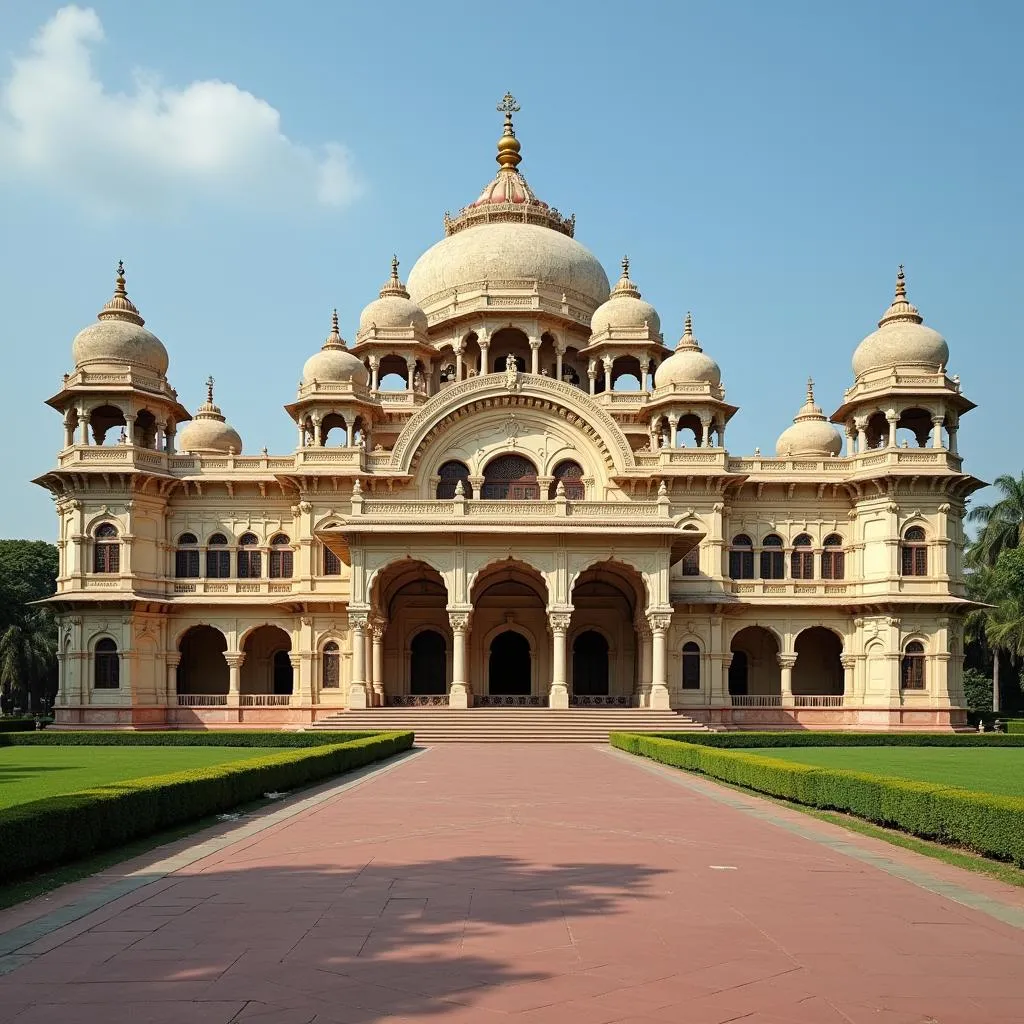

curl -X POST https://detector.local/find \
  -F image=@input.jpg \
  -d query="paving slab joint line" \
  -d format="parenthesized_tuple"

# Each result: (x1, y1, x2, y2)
(0, 745, 431, 974)
(599, 744, 1024, 932)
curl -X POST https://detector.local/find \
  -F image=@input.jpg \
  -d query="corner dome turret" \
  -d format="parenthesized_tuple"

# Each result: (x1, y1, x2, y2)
(775, 379, 842, 457)
(302, 311, 369, 387)
(357, 258, 428, 336)
(654, 313, 721, 388)
(852, 266, 948, 379)
(177, 377, 243, 454)
(590, 257, 661, 337)
(71, 262, 169, 377)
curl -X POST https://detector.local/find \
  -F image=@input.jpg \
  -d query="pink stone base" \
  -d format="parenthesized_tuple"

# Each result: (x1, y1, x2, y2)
(685, 705, 968, 732)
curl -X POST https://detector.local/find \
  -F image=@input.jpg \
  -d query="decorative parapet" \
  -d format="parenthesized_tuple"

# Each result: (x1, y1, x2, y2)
(417, 279, 598, 327)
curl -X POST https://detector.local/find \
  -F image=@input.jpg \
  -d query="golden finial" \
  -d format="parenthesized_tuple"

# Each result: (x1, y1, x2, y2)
(495, 92, 522, 171)
(205, 375, 215, 404)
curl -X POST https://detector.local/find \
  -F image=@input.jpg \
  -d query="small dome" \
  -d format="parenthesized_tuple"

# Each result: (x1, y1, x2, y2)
(852, 266, 948, 378)
(71, 263, 169, 376)
(358, 258, 428, 334)
(302, 311, 369, 386)
(178, 378, 242, 454)
(775, 379, 843, 457)
(590, 257, 661, 337)
(654, 313, 722, 388)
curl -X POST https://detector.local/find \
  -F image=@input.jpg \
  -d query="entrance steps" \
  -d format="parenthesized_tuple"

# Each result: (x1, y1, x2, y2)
(308, 707, 709, 743)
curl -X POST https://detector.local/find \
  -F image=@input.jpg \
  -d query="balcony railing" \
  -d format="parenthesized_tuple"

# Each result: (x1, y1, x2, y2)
(730, 695, 782, 707)
(240, 694, 292, 707)
(793, 695, 844, 708)
(176, 694, 228, 707)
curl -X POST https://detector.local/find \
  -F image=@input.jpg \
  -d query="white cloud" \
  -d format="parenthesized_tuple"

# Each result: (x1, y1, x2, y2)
(0, 6, 360, 214)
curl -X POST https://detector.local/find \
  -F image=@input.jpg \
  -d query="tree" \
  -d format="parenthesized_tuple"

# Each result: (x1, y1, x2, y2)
(966, 473, 1024, 568)
(0, 610, 57, 713)
(0, 540, 58, 630)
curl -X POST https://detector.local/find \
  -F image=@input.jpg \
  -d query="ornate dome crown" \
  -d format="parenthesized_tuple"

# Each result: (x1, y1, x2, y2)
(654, 313, 721, 388)
(590, 257, 662, 337)
(357, 257, 428, 336)
(775, 378, 842, 457)
(852, 266, 948, 378)
(302, 310, 369, 387)
(178, 377, 243, 454)
(71, 262, 169, 376)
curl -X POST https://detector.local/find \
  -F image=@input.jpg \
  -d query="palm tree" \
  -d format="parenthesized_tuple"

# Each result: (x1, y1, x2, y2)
(967, 473, 1024, 567)
(0, 611, 56, 714)
(965, 564, 1002, 712)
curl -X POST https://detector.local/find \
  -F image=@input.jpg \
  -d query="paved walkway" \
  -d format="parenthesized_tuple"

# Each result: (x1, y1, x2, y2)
(2, 744, 1024, 1023)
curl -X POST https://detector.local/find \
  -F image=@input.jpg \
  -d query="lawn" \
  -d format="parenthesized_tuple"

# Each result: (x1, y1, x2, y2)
(736, 746, 1024, 798)
(0, 745, 280, 809)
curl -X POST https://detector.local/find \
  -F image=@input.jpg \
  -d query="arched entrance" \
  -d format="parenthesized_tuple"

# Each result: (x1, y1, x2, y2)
(410, 629, 447, 694)
(572, 630, 609, 695)
(489, 631, 531, 694)
(729, 626, 780, 699)
(241, 625, 292, 696)
(793, 627, 844, 697)
(176, 625, 228, 696)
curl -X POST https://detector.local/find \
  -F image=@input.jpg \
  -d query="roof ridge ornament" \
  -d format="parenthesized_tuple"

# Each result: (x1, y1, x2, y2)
(97, 260, 145, 326)
(878, 264, 923, 327)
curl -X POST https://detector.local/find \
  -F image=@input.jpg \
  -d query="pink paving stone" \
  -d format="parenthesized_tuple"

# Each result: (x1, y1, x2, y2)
(2, 744, 1024, 1022)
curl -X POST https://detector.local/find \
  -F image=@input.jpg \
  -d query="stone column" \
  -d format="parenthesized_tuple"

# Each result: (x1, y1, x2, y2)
(588, 361, 597, 395)
(701, 415, 712, 447)
(887, 411, 898, 448)
(405, 358, 416, 392)
(602, 356, 613, 393)
(124, 413, 137, 446)
(346, 422, 355, 447)
(841, 655, 856, 705)
(854, 416, 868, 454)
(297, 422, 306, 448)
(948, 415, 959, 455)
(363, 627, 373, 699)
(635, 619, 652, 705)
(448, 611, 470, 709)
(371, 621, 386, 706)
(548, 611, 571, 709)
(312, 415, 323, 447)
(479, 338, 490, 374)
(647, 613, 672, 710)
(845, 424, 856, 457)
(63, 413, 75, 449)
(455, 346, 464, 382)
(931, 415, 945, 449)
(347, 614, 369, 708)
(225, 653, 244, 707)
(166, 423, 176, 454)
(555, 347, 564, 382)
(79, 412, 91, 445)
(778, 653, 796, 707)
(667, 414, 679, 449)
(529, 337, 541, 375)
(369, 356, 380, 392)
(165, 654, 180, 706)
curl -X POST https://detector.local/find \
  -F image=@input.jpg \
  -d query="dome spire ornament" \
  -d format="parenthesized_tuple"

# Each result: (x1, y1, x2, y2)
(323, 309, 345, 350)
(609, 254, 642, 299)
(97, 260, 144, 326)
(496, 92, 522, 171)
(378, 255, 411, 299)
(774, 376, 842, 457)
(178, 375, 243, 454)
(205, 374, 215, 406)
(677, 311, 700, 350)
(878, 264, 922, 327)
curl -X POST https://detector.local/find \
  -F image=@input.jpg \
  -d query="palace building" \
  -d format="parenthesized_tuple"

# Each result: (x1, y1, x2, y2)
(37, 96, 981, 731)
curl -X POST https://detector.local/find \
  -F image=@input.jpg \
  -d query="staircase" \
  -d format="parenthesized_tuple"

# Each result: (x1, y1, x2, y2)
(307, 707, 709, 743)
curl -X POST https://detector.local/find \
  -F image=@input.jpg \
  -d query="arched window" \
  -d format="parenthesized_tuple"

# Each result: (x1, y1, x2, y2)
(323, 544, 341, 576)
(822, 534, 845, 580)
(237, 533, 261, 579)
(481, 454, 539, 500)
(682, 642, 701, 689)
(94, 638, 119, 689)
(269, 534, 293, 579)
(791, 534, 814, 580)
(729, 534, 754, 580)
(549, 460, 585, 500)
(901, 640, 926, 689)
(93, 523, 120, 573)
(901, 526, 928, 576)
(175, 533, 200, 578)
(760, 535, 784, 580)
(206, 533, 230, 578)
(322, 641, 340, 688)
(436, 460, 471, 499)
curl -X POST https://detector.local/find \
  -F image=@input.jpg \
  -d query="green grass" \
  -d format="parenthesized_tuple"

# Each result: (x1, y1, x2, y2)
(734, 746, 1024, 798)
(0, 746, 279, 809)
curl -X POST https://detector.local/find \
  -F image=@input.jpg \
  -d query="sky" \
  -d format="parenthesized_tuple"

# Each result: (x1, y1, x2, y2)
(0, 1, 1020, 540)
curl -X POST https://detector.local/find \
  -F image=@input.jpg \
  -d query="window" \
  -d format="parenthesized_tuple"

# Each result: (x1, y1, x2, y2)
(901, 527, 928, 576)
(682, 642, 701, 689)
(322, 641, 340, 688)
(93, 523, 120, 573)
(729, 534, 754, 579)
(791, 534, 814, 580)
(436, 460, 471, 499)
(175, 532, 200, 578)
(206, 533, 230, 578)
(481, 454, 539, 500)
(822, 534, 845, 580)
(237, 533, 261, 578)
(323, 545, 341, 576)
(681, 547, 700, 576)
(760, 535, 784, 580)
(269, 534, 293, 579)
(94, 638, 119, 689)
(549, 460, 585, 500)
(901, 641, 926, 689)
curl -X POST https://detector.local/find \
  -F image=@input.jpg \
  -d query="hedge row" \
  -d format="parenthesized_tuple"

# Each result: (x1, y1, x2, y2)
(0, 718, 37, 733)
(610, 733, 1024, 866)
(0, 730, 380, 748)
(0, 731, 413, 883)
(644, 731, 1024, 749)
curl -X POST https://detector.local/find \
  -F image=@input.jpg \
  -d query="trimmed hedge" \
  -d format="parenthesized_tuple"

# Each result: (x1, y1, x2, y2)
(0, 731, 413, 883)
(0, 718, 37, 733)
(0, 730, 382, 748)
(611, 733, 1024, 866)
(643, 731, 1024, 749)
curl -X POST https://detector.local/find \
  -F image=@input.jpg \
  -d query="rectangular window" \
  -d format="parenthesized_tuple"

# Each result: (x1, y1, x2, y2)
(206, 550, 231, 578)
(729, 550, 754, 580)
(759, 551, 784, 580)
(791, 552, 814, 580)
(822, 551, 845, 580)
(175, 549, 200, 578)
(682, 654, 701, 689)
(238, 551, 262, 579)
(323, 546, 341, 576)
(94, 544, 119, 573)
(94, 654, 119, 689)
(269, 550, 293, 579)
(901, 656, 925, 689)
(681, 547, 700, 577)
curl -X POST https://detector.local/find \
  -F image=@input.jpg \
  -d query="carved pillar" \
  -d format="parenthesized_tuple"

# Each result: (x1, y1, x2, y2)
(165, 654, 180, 706)
(588, 360, 597, 396)
(667, 414, 679, 449)
(448, 610, 470, 708)
(548, 611, 571, 709)
(297, 421, 306, 448)
(124, 412, 137, 446)
(931, 414, 945, 449)
(841, 655, 856, 705)
(555, 346, 564, 382)
(79, 411, 91, 445)
(602, 356, 613, 393)
(363, 627, 373, 699)
(455, 344, 464, 382)
(479, 337, 490, 374)
(347, 614, 369, 708)
(63, 413, 75, 449)
(369, 355, 380, 392)
(312, 414, 323, 447)
(700, 414, 712, 448)
(778, 653, 796, 707)
(529, 337, 541, 375)
(636, 619, 652, 705)
(948, 414, 959, 455)
(225, 653, 244, 707)
(845, 424, 856, 457)
(886, 410, 898, 448)
(854, 415, 868, 455)
(371, 620, 386, 706)
(648, 613, 672, 710)
(405, 357, 416, 392)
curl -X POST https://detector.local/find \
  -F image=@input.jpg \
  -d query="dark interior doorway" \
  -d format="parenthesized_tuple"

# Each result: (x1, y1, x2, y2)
(727, 650, 748, 695)
(410, 629, 447, 694)
(572, 630, 609, 695)
(272, 650, 294, 695)
(489, 630, 531, 694)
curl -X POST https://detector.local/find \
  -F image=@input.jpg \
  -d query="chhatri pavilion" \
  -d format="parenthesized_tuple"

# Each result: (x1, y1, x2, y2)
(37, 95, 981, 731)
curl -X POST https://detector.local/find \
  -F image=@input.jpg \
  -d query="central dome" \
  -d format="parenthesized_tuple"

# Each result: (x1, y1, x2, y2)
(407, 223, 610, 309)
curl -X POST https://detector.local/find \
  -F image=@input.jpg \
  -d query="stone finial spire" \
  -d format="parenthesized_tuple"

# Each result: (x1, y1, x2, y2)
(676, 312, 702, 351)
(323, 308, 345, 350)
(878, 264, 923, 327)
(496, 92, 522, 171)
(206, 374, 215, 405)
(97, 260, 144, 326)
(378, 255, 411, 299)
(610, 255, 642, 299)
(794, 377, 826, 422)
(806, 376, 815, 405)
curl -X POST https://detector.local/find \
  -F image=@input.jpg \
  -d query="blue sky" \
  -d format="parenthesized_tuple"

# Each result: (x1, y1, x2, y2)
(0, 2, 1020, 540)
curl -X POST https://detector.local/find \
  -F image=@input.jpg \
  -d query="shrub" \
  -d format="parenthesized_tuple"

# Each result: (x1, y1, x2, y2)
(963, 668, 994, 715)
(0, 718, 37, 733)
(642, 731, 1024, 749)
(610, 733, 1024, 865)
(0, 730, 383, 748)
(0, 731, 412, 883)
